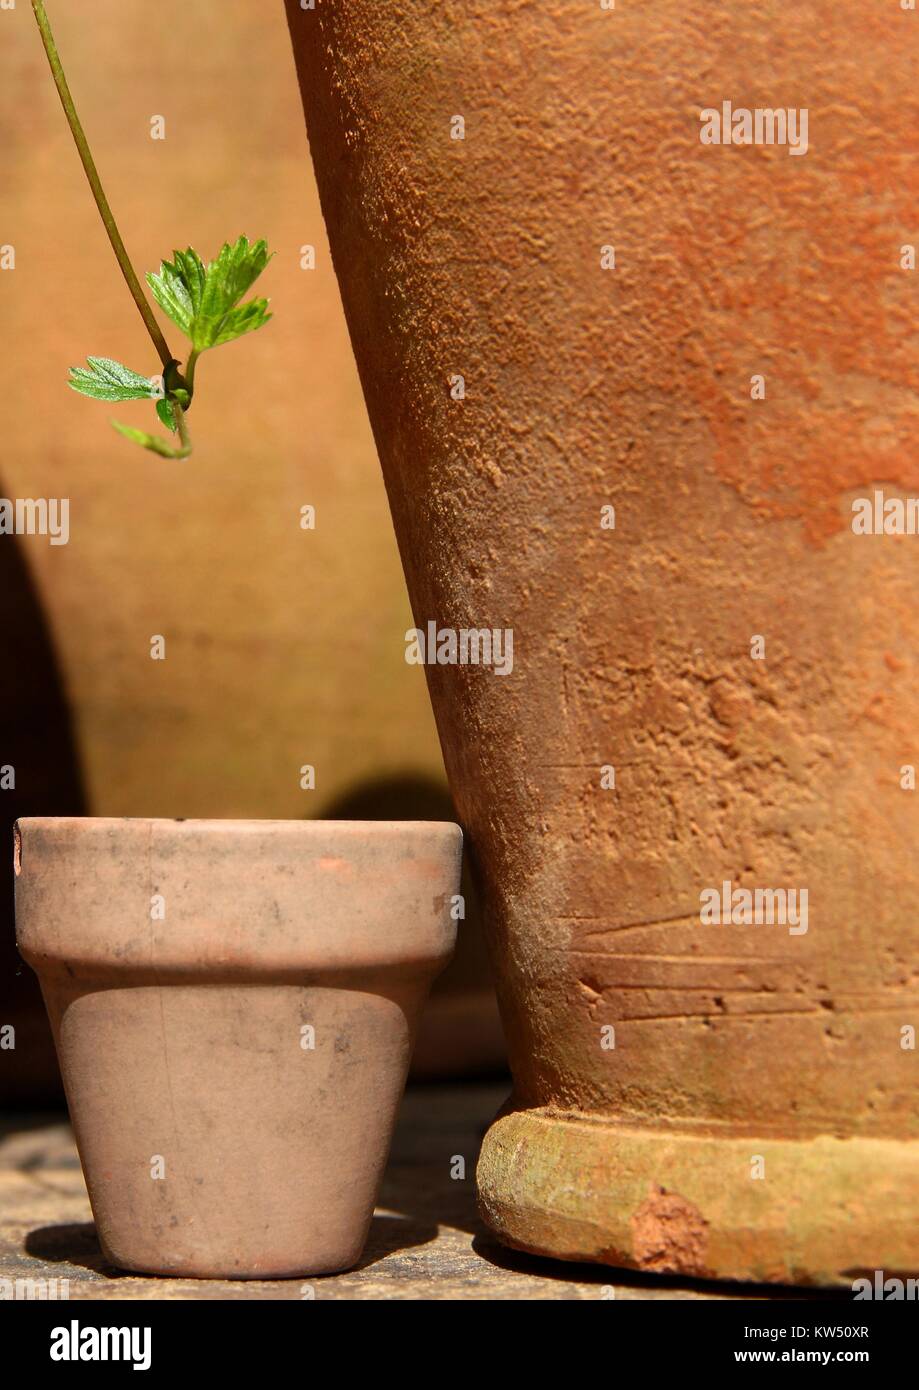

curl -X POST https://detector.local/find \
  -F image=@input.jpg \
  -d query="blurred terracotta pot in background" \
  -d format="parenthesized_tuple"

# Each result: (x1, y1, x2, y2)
(16, 817, 461, 1277)
(287, 0, 919, 1284)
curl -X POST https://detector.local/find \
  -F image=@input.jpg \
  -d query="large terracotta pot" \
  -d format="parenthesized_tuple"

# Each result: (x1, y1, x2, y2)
(287, 0, 919, 1285)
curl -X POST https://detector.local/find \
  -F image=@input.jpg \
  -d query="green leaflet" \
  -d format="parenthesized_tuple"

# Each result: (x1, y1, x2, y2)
(144, 249, 205, 339)
(111, 419, 190, 459)
(147, 236, 272, 352)
(211, 298, 272, 346)
(156, 397, 178, 433)
(69, 356, 158, 402)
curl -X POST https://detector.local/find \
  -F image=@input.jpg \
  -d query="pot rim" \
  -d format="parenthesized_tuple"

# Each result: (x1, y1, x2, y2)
(13, 815, 463, 836)
(14, 817, 463, 978)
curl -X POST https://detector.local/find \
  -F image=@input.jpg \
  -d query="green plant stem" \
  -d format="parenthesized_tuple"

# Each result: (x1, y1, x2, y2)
(32, 0, 173, 371)
(173, 403, 192, 458)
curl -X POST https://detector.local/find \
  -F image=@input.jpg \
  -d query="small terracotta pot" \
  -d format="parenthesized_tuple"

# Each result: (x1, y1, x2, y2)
(14, 817, 461, 1278)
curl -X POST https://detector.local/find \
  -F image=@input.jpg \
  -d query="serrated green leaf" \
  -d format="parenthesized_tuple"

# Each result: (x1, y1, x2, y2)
(156, 398, 178, 433)
(172, 248, 208, 316)
(198, 236, 270, 322)
(146, 249, 206, 338)
(212, 298, 272, 346)
(146, 236, 273, 351)
(69, 356, 158, 402)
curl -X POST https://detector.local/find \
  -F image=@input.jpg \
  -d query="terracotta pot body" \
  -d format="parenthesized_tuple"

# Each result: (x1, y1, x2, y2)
(287, 2, 919, 1283)
(15, 818, 461, 1278)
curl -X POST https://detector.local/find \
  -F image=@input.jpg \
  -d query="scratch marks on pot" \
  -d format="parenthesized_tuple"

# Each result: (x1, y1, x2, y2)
(568, 937, 808, 1025)
(631, 1185, 709, 1277)
(559, 909, 701, 936)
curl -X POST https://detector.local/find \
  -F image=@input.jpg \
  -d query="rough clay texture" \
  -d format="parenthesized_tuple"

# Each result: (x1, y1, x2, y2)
(631, 1187, 710, 1275)
(475, 1107, 919, 1286)
(287, 0, 919, 1276)
(15, 818, 461, 1277)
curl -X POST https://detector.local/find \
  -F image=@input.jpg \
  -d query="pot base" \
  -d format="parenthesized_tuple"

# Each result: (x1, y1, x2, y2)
(477, 1107, 919, 1288)
(94, 1243, 362, 1283)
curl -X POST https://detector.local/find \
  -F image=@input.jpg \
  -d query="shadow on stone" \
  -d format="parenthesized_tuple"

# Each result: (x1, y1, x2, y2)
(25, 1221, 120, 1278)
(470, 1232, 849, 1300)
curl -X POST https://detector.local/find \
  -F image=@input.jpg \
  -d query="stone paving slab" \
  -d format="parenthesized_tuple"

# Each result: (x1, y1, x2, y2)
(0, 1084, 822, 1300)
